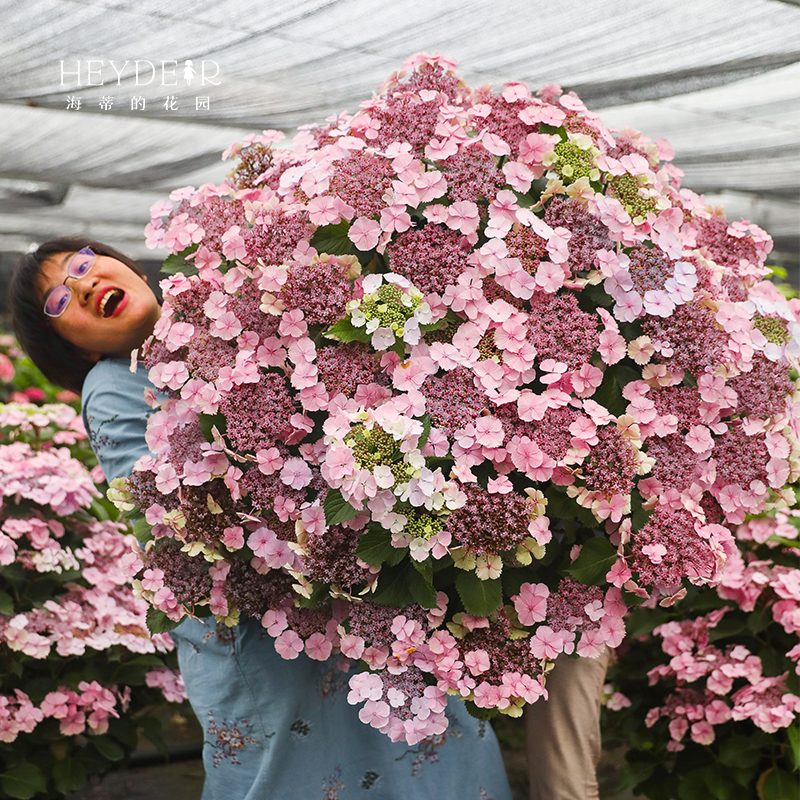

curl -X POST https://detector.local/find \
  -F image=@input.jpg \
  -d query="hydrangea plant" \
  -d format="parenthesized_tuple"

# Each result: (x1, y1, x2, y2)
(0, 378, 184, 798)
(114, 52, 800, 745)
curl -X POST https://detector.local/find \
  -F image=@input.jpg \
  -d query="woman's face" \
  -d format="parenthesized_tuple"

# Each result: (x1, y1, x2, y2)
(39, 251, 161, 361)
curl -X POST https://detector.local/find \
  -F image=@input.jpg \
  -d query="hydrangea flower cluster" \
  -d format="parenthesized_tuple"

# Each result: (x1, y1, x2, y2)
(601, 475, 800, 796)
(646, 608, 800, 747)
(123, 52, 799, 743)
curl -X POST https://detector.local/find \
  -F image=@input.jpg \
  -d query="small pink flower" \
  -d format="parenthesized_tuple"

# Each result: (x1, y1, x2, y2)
(155, 463, 180, 494)
(221, 526, 245, 550)
(256, 447, 283, 475)
(280, 458, 312, 490)
(513, 583, 549, 626)
(642, 543, 667, 565)
(300, 505, 326, 536)
(529, 626, 563, 660)
(613, 292, 643, 322)
(247, 527, 277, 559)
(211, 311, 243, 341)
(446, 201, 480, 235)
(274, 630, 304, 660)
(340, 634, 365, 660)
(278, 309, 307, 339)
(487, 475, 513, 494)
(598, 329, 626, 365)
(534, 261, 564, 293)
(600, 614, 626, 648)
(261, 609, 288, 636)
(424, 138, 458, 160)
(182, 459, 212, 486)
(414, 171, 447, 202)
(348, 672, 383, 703)
(576, 629, 607, 659)
(502, 161, 534, 192)
(690, 720, 715, 745)
(348, 217, 382, 251)
(60, 712, 86, 736)
(572, 364, 604, 396)
(379, 205, 412, 234)
(473, 416, 504, 448)
(465, 649, 491, 676)
(685, 425, 714, 453)
(322, 446, 356, 482)
(359, 699, 390, 727)
(518, 132, 558, 167)
(305, 632, 333, 661)
(141, 568, 165, 592)
(221, 226, 247, 261)
(307, 195, 344, 226)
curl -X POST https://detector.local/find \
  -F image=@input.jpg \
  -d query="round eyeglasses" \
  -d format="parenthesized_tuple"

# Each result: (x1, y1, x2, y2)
(43, 247, 97, 318)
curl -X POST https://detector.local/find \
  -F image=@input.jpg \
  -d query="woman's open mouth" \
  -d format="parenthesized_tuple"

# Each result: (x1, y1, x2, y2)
(98, 288, 126, 318)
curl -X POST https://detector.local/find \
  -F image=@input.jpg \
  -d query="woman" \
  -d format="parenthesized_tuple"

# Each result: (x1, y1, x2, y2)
(11, 237, 513, 800)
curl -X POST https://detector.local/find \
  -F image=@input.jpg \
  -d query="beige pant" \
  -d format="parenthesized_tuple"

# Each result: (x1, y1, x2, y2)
(525, 647, 611, 800)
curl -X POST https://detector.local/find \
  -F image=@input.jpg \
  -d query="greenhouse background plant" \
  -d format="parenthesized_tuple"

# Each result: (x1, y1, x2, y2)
(0, 342, 185, 800)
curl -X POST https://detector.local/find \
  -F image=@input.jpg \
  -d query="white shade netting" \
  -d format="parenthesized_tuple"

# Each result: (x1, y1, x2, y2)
(0, 0, 796, 273)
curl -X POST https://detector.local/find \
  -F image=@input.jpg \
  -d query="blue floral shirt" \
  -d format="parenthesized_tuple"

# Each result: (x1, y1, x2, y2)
(82, 359, 512, 800)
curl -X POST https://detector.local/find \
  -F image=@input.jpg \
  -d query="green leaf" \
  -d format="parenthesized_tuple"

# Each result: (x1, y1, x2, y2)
(759, 767, 797, 800)
(787, 723, 800, 772)
(146, 606, 182, 635)
(512, 190, 538, 210)
(580, 281, 613, 309)
(139, 716, 169, 760)
(356, 526, 403, 567)
(719, 735, 763, 769)
(746, 604, 773, 634)
(417, 413, 431, 449)
(90, 735, 126, 762)
(53, 758, 87, 794)
(89, 498, 111, 521)
(464, 700, 498, 721)
(730, 766, 759, 788)
(455, 571, 502, 617)
(199, 412, 227, 443)
(767, 535, 800, 550)
(132, 517, 154, 544)
(701, 765, 738, 800)
(630, 489, 652, 533)
(296, 581, 328, 609)
(107, 717, 139, 749)
(619, 759, 656, 790)
(708, 613, 747, 643)
(0, 764, 47, 800)
(323, 488, 362, 526)
(371, 564, 414, 607)
(544, 486, 598, 529)
(161, 244, 200, 277)
(310, 220, 356, 256)
(119, 504, 143, 520)
(565, 537, 617, 586)
(408, 563, 438, 609)
(0, 591, 13, 615)
(412, 557, 433, 584)
(325, 317, 370, 344)
(592, 373, 627, 418)
(625, 607, 670, 637)
(677, 769, 710, 800)
(126, 654, 170, 667)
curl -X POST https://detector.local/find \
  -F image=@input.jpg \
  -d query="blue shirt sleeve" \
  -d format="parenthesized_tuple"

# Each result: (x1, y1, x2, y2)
(81, 359, 156, 481)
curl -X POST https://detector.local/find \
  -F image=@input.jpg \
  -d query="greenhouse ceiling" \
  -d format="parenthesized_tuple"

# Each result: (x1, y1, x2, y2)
(0, 0, 797, 279)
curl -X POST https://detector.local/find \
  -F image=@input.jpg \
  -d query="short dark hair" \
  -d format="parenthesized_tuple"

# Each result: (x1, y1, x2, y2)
(10, 237, 147, 394)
